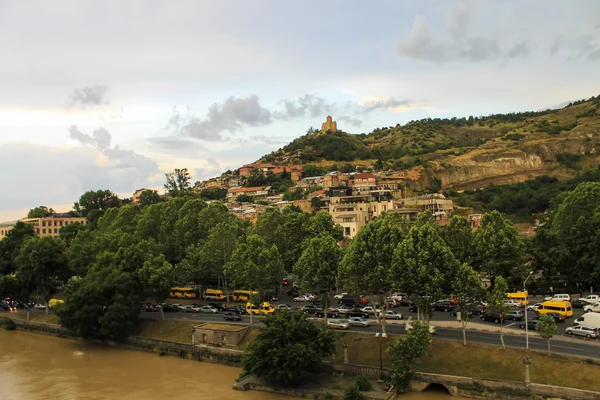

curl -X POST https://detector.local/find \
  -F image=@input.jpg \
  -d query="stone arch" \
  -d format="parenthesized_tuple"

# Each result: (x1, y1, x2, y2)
(423, 382, 455, 395)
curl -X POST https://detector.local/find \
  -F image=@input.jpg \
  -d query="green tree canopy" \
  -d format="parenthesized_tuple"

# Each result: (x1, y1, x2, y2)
(27, 206, 55, 218)
(74, 190, 121, 216)
(164, 168, 193, 197)
(388, 321, 432, 393)
(471, 211, 524, 286)
(441, 215, 473, 264)
(242, 311, 335, 385)
(452, 263, 484, 345)
(486, 275, 512, 348)
(138, 189, 162, 207)
(0, 221, 36, 275)
(536, 314, 558, 355)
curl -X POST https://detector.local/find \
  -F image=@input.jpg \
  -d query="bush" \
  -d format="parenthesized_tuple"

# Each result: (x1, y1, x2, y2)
(2, 318, 16, 331)
(354, 375, 372, 392)
(344, 385, 365, 400)
(154, 346, 167, 356)
(555, 152, 582, 169)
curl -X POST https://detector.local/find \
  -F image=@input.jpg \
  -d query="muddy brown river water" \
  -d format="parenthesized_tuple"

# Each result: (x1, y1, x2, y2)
(0, 330, 461, 399)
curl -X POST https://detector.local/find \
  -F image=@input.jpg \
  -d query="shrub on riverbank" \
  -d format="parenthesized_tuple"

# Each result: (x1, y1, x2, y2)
(2, 318, 16, 331)
(343, 385, 364, 400)
(353, 375, 372, 392)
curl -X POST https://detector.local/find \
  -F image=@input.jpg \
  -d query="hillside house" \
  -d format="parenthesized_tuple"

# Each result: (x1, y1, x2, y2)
(227, 186, 271, 200)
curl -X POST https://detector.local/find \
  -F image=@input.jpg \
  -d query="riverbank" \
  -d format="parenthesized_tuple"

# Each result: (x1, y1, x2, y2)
(4, 314, 600, 396)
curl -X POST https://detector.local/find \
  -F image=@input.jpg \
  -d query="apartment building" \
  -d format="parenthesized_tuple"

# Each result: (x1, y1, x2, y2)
(395, 195, 454, 222)
(328, 190, 394, 238)
(227, 186, 271, 200)
(376, 171, 406, 190)
(0, 215, 88, 239)
(323, 172, 349, 188)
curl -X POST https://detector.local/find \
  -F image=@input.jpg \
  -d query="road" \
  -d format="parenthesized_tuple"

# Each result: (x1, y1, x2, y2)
(139, 306, 600, 359)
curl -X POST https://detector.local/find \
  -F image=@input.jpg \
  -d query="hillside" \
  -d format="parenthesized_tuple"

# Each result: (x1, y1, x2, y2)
(260, 95, 600, 190)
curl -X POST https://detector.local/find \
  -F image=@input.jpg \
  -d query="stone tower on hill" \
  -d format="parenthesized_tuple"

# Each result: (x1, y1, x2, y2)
(321, 115, 337, 132)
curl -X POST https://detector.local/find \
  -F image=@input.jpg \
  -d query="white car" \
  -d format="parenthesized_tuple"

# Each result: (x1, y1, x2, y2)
(276, 304, 293, 311)
(33, 303, 46, 310)
(526, 303, 541, 311)
(199, 306, 219, 314)
(566, 325, 599, 339)
(390, 292, 407, 301)
(293, 295, 310, 302)
(348, 317, 370, 327)
(584, 295, 600, 303)
(334, 293, 348, 300)
(378, 310, 403, 320)
(544, 294, 571, 302)
(327, 319, 350, 330)
(584, 302, 600, 313)
(361, 306, 381, 314)
(405, 319, 436, 334)
(180, 305, 201, 313)
(337, 305, 352, 314)
(504, 300, 522, 308)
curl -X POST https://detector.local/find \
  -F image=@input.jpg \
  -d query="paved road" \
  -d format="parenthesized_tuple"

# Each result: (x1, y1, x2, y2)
(138, 308, 600, 359)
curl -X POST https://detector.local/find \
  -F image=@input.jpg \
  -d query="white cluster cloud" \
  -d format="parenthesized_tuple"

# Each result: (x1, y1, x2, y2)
(70, 86, 110, 106)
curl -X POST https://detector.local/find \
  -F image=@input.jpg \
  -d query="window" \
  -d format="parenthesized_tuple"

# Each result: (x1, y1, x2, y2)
(60, 221, 63, 226)
(54, 221, 57, 226)
(54, 229, 57, 234)
(42, 221, 46, 227)
(42, 229, 46, 234)
(344, 227, 351, 235)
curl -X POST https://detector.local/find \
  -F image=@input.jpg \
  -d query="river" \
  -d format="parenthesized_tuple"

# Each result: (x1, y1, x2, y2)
(0, 330, 458, 399)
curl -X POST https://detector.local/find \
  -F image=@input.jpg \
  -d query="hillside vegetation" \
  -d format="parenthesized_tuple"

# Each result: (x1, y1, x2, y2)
(262, 95, 600, 190)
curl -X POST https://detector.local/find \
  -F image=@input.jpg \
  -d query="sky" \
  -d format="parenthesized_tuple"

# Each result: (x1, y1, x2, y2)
(1, 0, 599, 220)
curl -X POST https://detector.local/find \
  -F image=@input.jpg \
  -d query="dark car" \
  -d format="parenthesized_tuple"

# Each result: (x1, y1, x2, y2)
(470, 304, 487, 316)
(346, 308, 369, 319)
(229, 305, 247, 314)
(161, 304, 180, 313)
(315, 309, 340, 318)
(450, 308, 472, 318)
(301, 304, 319, 314)
(208, 303, 229, 312)
(433, 301, 455, 312)
(480, 312, 503, 323)
(223, 312, 242, 321)
(408, 302, 418, 313)
(504, 310, 524, 321)
(544, 312, 566, 323)
(519, 319, 539, 330)
(141, 303, 160, 312)
(572, 299, 591, 308)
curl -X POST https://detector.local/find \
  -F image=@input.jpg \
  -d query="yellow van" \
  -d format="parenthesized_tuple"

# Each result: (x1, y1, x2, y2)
(205, 288, 226, 300)
(260, 302, 275, 315)
(48, 299, 64, 308)
(246, 302, 261, 315)
(536, 301, 573, 317)
(507, 292, 529, 306)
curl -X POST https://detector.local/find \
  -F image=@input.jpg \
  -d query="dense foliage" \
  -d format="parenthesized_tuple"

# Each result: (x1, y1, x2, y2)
(242, 310, 335, 385)
(388, 322, 431, 393)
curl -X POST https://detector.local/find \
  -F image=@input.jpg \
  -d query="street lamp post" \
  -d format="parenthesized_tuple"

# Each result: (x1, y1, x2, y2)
(524, 271, 534, 350)
(523, 357, 531, 390)
(375, 333, 387, 381)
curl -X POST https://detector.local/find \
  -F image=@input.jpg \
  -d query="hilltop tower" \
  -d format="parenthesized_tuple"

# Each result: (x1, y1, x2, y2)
(321, 115, 337, 132)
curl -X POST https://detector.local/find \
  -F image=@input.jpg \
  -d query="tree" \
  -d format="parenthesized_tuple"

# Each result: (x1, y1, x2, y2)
(283, 187, 305, 201)
(235, 194, 254, 203)
(138, 189, 162, 207)
(293, 233, 342, 324)
(0, 221, 36, 275)
(302, 164, 326, 177)
(486, 276, 512, 348)
(471, 211, 524, 287)
(225, 234, 285, 298)
(441, 215, 473, 264)
(27, 206, 55, 218)
(199, 187, 227, 201)
(164, 168, 193, 197)
(452, 263, 484, 345)
(387, 321, 431, 393)
(58, 266, 143, 340)
(15, 237, 69, 313)
(74, 190, 121, 216)
(339, 214, 406, 334)
(536, 314, 558, 355)
(242, 311, 335, 385)
(137, 254, 174, 320)
(59, 222, 85, 246)
(391, 215, 459, 323)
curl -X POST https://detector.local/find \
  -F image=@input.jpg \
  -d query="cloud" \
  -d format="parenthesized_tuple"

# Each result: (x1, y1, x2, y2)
(167, 96, 272, 141)
(70, 86, 110, 106)
(397, 6, 528, 63)
(550, 34, 600, 61)
(448, 1, 470, 40)
(273, 94, 335, 120)
(69, 125, 158, 180)
(0, 141, 160, 213)
(337, 116, 363, 127)
(358, 99, 412, 114)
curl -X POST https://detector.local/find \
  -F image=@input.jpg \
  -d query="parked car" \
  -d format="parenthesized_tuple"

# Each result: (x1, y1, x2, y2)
(223, 312, 242, 321)
(337, 305, 352, 314)
(361, 306, 380, 314)
(544, 293, 571, 303)
(519, 319, 539, 330)
(526, 303, 542, 311)
(378, 310, 403, 320)
(180, 305, 201, 313)
(327, 319, 350, 330)
(545, 312, 566, 323)
(346, 308, 369, 319)
(480, 312, 503, 323)
(160, 304, 180, 313)
(141, 303, 160, 312)
(433, 301, 455, 312)
(230, 305, 247, 314)
(315, 309, 340, 318)
(584, 302, 600, 313)
(408, 303, 418, 313)
(276, 304, 293, 311)
(450, 308, 472, 318)
(504, 310, 524, 321)
(566, 325, 599, 339)
(294, 294, 316, 302)
(348, 317, 370, 327)
(33, 303, 46, 310)
(334, 292, 348, 300)
(583, 295, 600, 303)
(572, 299, 591, 308)
(200, 306, 219, 314)
(504, 300, 522, 308)
(208, 302, 229, 311)
(301, 304, 319, 313)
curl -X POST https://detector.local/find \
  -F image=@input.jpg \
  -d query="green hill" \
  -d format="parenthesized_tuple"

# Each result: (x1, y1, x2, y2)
(259, 95, 600, 190)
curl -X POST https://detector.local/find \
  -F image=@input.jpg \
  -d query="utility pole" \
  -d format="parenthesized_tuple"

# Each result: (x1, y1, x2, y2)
(524, 271, 534, 350)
